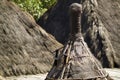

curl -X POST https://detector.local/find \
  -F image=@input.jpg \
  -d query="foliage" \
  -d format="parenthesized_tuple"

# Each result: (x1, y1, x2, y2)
(40, 0, 56, 9)
(11, 0, 56, 20)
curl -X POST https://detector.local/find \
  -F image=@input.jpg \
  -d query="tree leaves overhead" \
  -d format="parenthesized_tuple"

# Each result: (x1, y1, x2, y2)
(11, 0, 56, 20)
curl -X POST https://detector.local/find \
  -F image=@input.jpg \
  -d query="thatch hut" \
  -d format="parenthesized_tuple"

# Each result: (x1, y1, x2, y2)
(45, 3, 111, 80)
(0, 0, 62, 77)
(37, 0, 120, 68)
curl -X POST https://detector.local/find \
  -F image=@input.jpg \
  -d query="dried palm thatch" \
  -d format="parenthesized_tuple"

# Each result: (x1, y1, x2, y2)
(45, 3, 112, 80)
(0, 0, 62, 76)
(37, 0, 120, 68)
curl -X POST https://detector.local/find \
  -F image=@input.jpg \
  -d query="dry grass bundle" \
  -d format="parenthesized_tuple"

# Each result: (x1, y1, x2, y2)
(45, 3, 111, 80)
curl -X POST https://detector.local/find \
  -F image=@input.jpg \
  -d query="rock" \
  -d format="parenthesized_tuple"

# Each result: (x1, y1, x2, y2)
(37, 0, 120, 68)
(0, 0, 62, 77)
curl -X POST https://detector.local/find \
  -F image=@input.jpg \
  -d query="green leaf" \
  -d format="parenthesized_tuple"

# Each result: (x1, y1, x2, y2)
(11, 0, 56, 20)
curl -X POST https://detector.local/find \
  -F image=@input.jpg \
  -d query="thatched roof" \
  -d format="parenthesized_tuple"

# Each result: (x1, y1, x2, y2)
(45, 3, 110, 80)
(0, 0, 62, 76)
(37, 0, 120, 68)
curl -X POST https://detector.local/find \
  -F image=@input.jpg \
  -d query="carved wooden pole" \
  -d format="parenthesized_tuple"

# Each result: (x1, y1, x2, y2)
(69, 3, 82, 38)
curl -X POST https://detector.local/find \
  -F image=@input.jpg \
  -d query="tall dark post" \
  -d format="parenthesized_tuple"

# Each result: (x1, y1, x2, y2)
(69, 3, 82, 38)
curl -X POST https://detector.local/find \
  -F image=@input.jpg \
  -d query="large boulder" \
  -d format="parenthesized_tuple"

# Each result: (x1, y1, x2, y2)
(0, 0, 62, 77)
(37, 0, 120, 68)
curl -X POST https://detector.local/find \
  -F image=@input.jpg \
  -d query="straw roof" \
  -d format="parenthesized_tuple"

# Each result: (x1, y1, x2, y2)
(45, 3, 111, 80)
(0, 0, 62, 76)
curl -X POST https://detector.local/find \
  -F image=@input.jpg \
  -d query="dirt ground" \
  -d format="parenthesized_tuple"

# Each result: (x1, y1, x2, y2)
(5, 68, 120, 80)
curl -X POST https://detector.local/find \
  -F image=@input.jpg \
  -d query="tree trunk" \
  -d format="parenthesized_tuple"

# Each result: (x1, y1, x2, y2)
(0, 0, 62, 77)
(37, 0, 120, 68)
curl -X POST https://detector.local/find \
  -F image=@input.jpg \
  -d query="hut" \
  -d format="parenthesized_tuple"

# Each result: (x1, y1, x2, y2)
(45, 3, 111, 80)
(37, 0, 120, 68)
(0, 0, 62, 76)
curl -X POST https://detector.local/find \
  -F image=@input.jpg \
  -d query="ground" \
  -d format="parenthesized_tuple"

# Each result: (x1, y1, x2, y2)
(6, 68, 120, 80)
